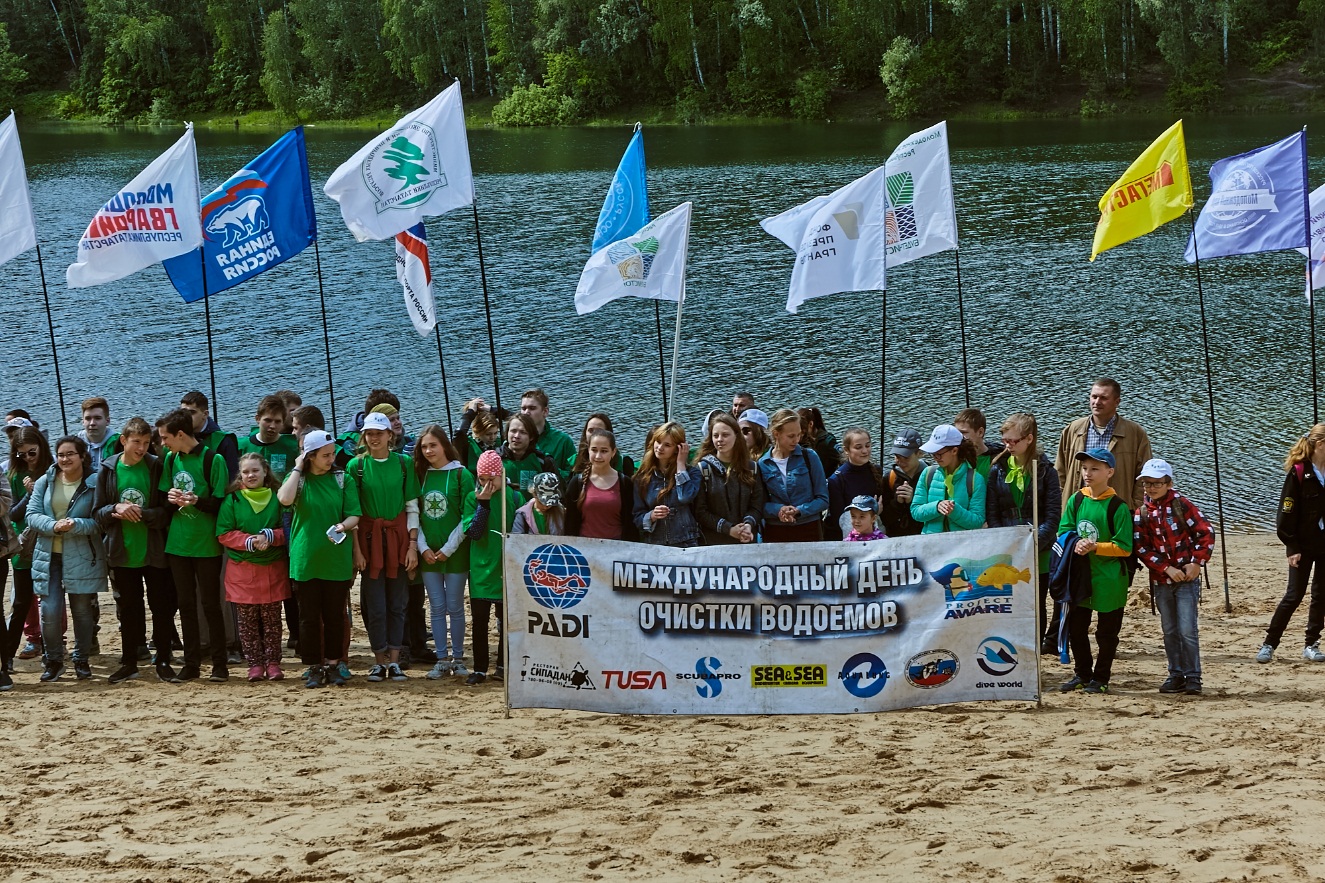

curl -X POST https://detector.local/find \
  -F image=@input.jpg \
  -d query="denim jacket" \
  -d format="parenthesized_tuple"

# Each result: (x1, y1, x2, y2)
(758, 446, 828, 526)
(633, 467, 702, 547)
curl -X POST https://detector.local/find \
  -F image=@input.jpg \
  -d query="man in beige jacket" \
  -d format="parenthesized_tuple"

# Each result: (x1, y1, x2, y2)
(1054, 378, 1153, 511)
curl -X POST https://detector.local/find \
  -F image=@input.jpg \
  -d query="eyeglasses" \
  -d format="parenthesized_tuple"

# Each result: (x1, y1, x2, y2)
(1002, 436, 1025, 447)
(56, 451, 78, 459)
(1141, 479, 1169, 487)
(16, 449, 38, 459)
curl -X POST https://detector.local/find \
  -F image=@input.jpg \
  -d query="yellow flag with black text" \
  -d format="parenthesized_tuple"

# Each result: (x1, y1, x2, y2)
(1090, 120, 1194, 261)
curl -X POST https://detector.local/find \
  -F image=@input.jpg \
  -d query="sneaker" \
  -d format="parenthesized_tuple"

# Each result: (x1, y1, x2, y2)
(1158, 676, 1186, 694)
(493, 666, 504, 682)
(304, 665, 326, 689)
(227, 650, 244, 665)
(465, 671, 487, 686)
(367, 664, 388, 682)
(1059, 675, 1085, 692)
(17, 640, 40, 660)
(74, 659, 92, 680)
(40, 661, 64, 682)
(1039, 636, 1057, 656)
(427, 660, 451, 680)
(451, 661, 470, 678)
(1256, 644, 1274, 663)
(0, 669, 10, 691)
(209, 665, 229, 682)
(1184, 679, 1203, 695)
(137, 644, 152, 662)
(177, 664, 201, 681)
(108, 663, 140, 684)
(1305, 644, 1325, 662)
(247, 665, 264, 682)
(336, 662, 353, 682)
(1083, 680, 1110, 694)
(265, 664, 285, 681)
(387, 662, 408, 682)
(155, 661, 180, 683)
(326, 666, 348, 687)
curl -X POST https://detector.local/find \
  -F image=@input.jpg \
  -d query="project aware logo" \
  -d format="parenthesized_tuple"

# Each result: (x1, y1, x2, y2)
(202, 170, 271, 250)
(523, 544, 591, 609)
(885, 171, 917, 246)
(362, 122, 447, 214)
(608, 236, 660, 285)
(975, 637, 1019, 677)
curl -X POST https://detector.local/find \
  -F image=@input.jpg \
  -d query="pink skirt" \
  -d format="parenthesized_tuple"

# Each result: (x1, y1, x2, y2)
(225, 557, 292, 605)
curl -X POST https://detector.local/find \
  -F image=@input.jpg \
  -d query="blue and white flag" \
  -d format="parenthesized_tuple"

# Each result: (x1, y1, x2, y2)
(592, 126, 650, 253)
(163, 128, 316, 303)
(394, 223, 436, 336)
(1185, 130, 1308, 262)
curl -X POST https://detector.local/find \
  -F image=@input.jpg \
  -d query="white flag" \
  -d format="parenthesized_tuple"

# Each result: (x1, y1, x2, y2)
(575, 202, 692, 315)
(66, 125, 202, 288)
(324, 81, 475, 242)
(1298, 183, 1325, 302)
(884, 120, 958, 267)
(760, 166, 887, 314)
(395, 223, 437, 336)
(0, 112, 37, 268)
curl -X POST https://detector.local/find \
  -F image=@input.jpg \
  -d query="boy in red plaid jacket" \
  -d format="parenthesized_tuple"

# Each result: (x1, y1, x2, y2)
(1133, 458, 1215, 695)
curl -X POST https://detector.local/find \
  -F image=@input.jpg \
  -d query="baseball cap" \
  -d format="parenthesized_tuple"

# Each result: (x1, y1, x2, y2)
(530, 472, 563, 508)
(1139, 458, 1174, 480)
(891, 427, 922, 456)
(1074, 447, 1116, 468)
(362, 412, 393, 432)
(302, 430, 335, 453)
(739, 409, 770, 430)
(845, 495, 878, 513)
(919, 424, 964, 454)
(4, 417, 33, 431)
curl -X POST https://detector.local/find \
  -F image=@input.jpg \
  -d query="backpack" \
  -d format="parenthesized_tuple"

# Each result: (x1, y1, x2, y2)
(1066, 491, 1140, 585)
(164, 447, 220, 501)
(918, 464, 976, 531)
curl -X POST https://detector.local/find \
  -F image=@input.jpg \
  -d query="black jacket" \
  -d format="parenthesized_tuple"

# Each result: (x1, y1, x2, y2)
(1278, 463, 1325, 558)
(93, 452, 171, 569)
(878, 464, 923, 538)
(564, 471, 638, 542)
(694, 455, 765, 545)
(986, 450, 1062, 555)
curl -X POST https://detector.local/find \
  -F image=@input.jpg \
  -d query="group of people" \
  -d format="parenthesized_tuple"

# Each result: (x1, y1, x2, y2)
(0, 375, 1311, 699)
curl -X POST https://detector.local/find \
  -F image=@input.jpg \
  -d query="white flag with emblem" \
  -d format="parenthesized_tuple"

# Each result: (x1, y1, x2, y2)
(67, 124, 202, 288)
(884, 120, 958, 267)
(1297, 182, 1325, 302)
(761, 165, 887, 313)
(575, 201, 692, 315)
(323, 81, 475, 242)
(0, 112, 37, 268)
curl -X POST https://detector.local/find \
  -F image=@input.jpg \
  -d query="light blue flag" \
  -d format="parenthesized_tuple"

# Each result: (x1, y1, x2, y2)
(592, 126, 650, 253)
(1185, 129, 1308, 262)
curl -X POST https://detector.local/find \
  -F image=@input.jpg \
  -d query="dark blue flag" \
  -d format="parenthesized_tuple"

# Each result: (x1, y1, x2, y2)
(164, 127, 317, 302)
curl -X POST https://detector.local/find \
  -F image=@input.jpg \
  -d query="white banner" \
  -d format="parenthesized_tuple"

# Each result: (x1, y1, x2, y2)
(504, 527, 1039, 714)
(884, 120, 958, 267)
(66, 125, 202, 288)
(0, 112, 37, 268)
(575, 201, 692, 315)
(1297, 182, 1325, 301)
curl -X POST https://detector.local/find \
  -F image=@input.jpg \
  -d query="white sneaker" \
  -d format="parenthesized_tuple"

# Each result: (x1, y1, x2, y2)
(1304, 644, 1325, 662)
(426, 660, 451, 680)
(451, 661, 470, 677)
(1256, 644, 1274, 663)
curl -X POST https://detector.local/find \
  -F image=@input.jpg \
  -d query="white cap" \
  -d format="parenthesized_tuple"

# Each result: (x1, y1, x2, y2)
(739, 408, 770, 430)
(302, 430, 335, 453)
(919, 424, 964, 454)
(1139, 458, 1174, 480)
(362, 412, 392, 432)
(5, 417, 33, 430)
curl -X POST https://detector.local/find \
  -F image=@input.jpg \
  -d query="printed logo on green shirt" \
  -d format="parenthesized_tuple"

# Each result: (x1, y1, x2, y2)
(121, 487, 146, 506)
(173, 470, 196, 494)
(423, 490, 448, 520)
(270, 454, 288, 475)
(1076, 519, 1100, 542)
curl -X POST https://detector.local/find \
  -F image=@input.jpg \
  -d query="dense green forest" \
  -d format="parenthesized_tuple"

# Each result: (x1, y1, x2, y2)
(0, 0, 1322, 124)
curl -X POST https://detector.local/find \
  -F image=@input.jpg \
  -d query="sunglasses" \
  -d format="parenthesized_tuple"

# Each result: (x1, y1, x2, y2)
(741, 428, 756, 435)
(1001, 436, 1025, 447)
(16, 449, 38, 459)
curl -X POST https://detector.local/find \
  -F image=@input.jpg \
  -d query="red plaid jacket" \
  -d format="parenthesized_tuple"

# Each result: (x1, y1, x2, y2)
(1133, 490, 1215, 585)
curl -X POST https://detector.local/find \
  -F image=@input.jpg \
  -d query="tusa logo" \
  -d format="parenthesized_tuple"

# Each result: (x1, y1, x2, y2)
(523, 544, 591, 609)
(602, 670, 667, 690)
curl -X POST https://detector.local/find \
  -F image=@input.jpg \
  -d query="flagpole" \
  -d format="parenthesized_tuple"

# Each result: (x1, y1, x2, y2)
(954, 249, 970, 407)
(32, 243, 68, 435)
(879, 287, 887, 473)
(199, 247, 218, 418)
(434, 324, 455, 437)
(666, 214, 693, 423)
(655, 301, 668, 419)
(471, 201, 502, 417)
(311, 237, 338, 431)
(1187, 212, 1232, 613)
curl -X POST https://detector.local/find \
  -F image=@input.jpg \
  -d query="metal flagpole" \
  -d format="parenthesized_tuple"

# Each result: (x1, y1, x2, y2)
(1304, 125, 1318, 424)
(32, 243, 68, 434)
(665, 215, 694, 423)
(954, 249, 971, 407)
(1187, 213, 1233, 613)
(312, 237, 338, 432)
(501, 471, 511, 719)
(434, 325, 454, 437)
(471, 201, 502, 417)
(1031, 438, 1042, 707)
(655, 301, 668, 419)
(880, 287, 887, 473)
(199, 247, 218, 418)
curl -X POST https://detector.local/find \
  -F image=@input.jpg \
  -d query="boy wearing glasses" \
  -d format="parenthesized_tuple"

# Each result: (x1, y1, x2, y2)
(1133, 458, 1214, 695)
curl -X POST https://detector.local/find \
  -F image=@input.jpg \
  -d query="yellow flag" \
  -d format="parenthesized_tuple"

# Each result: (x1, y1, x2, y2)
(1090, 120, 1194, 261)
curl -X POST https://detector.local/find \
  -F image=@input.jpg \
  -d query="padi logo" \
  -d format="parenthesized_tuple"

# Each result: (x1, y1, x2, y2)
(602, 670, 667, 690)
(607, 236, 659, 287)
(975, 637, 1019, 678)
(527, 611, 590, 639)
(524, 544, 591, 609)
(839, 652, 890, 699)
(677, 656, 740, 699)
(422, 490, 449, 520)
(173, 472, 196, 494)
(519, 656, 595, 690)
(904, 649, 959, 689)
(931, 557, 1026, 620)
(363, 123, 447, 213)
(120, 488, 147, 507)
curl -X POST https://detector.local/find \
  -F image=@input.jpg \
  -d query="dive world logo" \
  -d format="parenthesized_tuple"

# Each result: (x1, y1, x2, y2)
(838, 652, 890, 699)
(975, 636, 1022, 688)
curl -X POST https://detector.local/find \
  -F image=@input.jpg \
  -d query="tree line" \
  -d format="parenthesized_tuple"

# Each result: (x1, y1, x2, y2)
(0, 0, 1321, 125)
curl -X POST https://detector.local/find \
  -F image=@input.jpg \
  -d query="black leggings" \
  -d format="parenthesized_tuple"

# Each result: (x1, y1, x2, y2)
(1264, 556, 1325, 648)
(296, 579, 351, 665)
(469, 598, 504, 674)
(4, 566, 34, 664)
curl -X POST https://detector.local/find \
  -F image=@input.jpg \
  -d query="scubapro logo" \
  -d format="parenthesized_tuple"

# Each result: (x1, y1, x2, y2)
(839, 652, 890, 699)
(904, 649, 959, 689)
(682, 657, 739, 699)
(523, 544, 591, 609)
(975, 637, 1019, 677)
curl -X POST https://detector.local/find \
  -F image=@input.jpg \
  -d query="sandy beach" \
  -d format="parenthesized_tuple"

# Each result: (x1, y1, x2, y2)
(2, 532, 1320, 882)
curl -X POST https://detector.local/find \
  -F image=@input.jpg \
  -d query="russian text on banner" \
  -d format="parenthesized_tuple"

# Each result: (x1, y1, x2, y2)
(1090, 120, 1193, 261)
(67, 125, 202, 288)
(884, 120, 958, 267)
(1184, 129, 1307, 263)
(575, 201, 692, 315)
(1298, 183, 1325, 301)
(163, 127, 317, 304)
(761, 165, 888, 313)
(0, 112, 38, 267)
(323, 81, 475, 242)
(395, 223, 437, 335)
(504, 527, 1039, 715)
(592, 126, 649, 253)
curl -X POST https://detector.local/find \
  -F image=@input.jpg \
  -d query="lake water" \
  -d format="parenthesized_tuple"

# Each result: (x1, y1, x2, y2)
(2, 115, 1322, 531)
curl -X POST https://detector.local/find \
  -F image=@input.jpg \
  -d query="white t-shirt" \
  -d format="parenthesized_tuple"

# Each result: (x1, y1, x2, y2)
(772, 456, 789, 477)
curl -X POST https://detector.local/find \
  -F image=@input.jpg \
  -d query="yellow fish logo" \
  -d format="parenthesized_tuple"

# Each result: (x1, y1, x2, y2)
(976, 564, 1030, 589)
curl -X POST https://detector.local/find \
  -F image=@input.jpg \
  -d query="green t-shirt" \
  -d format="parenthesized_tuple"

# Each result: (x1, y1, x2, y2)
(535, 424, 577, 477)
(348, 452, 421, 519)
(1058, 489, 1134, 613)
(420, 466, 473, 574)
(289, 469, 362, 582)
(462, 486, 519, 600)
(215, 491, 286, 565)
(115, 457, 152, 568)
(503, 450, 547, 500)
(238, 432, 301, 482)
(159, 446, 229, 558)
(9, 471, 31, 570)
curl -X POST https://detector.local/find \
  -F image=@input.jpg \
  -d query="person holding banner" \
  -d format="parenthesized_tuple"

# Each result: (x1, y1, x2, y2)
(633, 422, 702, 548)
(758, 409, 829, 544)
(911, 425, 987, 534)
(413, 425, 474, 680)
(462, 450, 520, 686)
(694, 413, 763, 546)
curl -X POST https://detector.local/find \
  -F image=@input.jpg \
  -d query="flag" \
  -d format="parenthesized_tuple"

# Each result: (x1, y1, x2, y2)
(395, 223, 437, 336)
(1090, 120, 1193, 261)
(1297, 182, 1325, 301)
(884, 120, 957, 267)
(162, 127, 317, 303)
(1185, 129, 1308, 262)
(67, 125, 202, 288)
(323, 81, 475, 242)
(592, 126, 650, 253)
(760, 165, 888, 314)
(0, 112, 37, 267)
(575, 202, 692, 315)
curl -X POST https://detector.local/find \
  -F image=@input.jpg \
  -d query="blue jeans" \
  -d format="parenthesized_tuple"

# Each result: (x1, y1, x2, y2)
(422, 571, 468, 660)
(40, 554, 98, 664)
(360, 572, 408, 654)
(1154, 579, 1201, 680)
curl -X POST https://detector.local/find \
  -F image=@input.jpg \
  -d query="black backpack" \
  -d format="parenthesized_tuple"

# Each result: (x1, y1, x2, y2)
(1065, 491, 1140, 585)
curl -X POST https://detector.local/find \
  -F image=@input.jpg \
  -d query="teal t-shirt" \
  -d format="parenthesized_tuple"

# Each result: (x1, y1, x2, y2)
(115, 457, 152, 568)
(289, 470, 362, 582)
(159, 446, 229, 557)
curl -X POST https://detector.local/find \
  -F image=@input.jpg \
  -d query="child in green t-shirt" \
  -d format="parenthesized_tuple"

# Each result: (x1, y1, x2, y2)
(238, 394, 301, 483)
(414, 425, 475, 680)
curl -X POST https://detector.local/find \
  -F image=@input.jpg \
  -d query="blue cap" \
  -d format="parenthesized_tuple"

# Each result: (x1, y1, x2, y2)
(1075, 447, 1116, 468)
